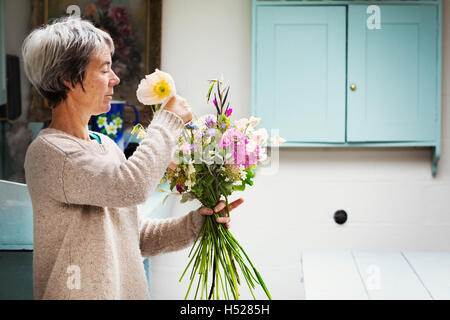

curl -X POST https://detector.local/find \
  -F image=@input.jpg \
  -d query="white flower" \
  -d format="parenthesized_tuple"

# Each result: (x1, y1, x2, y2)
(96, 115, 107, 128)
(270, 135, 286, 146)
(113, 117, 123, 129)
(254, 128, 268, 145)
(246, 140, 257, 153)
(249, 116, 261, 127)
(105, 122, 118, 135)
(234, 118, 248, 131)
(187, 163, 195, 176)
(185, 178, 194, 190)
(136, 69, 176, 105)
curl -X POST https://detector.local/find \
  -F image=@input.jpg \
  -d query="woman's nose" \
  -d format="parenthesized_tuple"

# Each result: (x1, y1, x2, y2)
(111, 70, 120, 86)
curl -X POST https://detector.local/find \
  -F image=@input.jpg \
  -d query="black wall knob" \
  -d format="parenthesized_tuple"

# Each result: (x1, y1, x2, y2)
(334, 210, 348, 225)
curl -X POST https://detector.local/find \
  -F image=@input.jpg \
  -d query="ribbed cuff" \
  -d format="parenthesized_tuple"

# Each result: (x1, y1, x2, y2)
(148, 109, 184, 133)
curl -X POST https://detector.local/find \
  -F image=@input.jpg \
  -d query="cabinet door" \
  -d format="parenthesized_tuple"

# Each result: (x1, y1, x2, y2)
(254, 6, 346, 143)
(347, 5, 438, 142)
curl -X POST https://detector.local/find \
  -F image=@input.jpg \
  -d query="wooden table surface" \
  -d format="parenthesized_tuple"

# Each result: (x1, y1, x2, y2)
(302, 251, 450, 300)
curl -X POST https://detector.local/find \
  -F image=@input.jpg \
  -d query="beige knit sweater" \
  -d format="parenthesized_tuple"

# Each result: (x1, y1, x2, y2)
(24, 110, 205, 300)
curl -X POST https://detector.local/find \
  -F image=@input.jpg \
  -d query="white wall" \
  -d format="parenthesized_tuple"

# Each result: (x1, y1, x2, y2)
(149, 0, 450, 300)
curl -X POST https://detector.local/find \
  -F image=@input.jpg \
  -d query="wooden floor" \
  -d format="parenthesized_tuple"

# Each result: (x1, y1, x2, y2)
(301, 251, 450, 300)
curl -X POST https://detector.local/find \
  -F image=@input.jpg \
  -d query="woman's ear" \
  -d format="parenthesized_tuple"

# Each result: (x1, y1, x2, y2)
(62, 79, 74, 90)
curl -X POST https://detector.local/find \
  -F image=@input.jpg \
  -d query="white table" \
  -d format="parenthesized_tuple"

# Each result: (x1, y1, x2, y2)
(301, 251, 450, 300)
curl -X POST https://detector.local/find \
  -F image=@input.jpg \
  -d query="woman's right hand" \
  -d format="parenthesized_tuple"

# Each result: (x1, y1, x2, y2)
(164, 95, 192, 124)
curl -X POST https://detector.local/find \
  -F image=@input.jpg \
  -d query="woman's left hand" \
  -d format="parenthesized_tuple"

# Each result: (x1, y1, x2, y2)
(198, 198, 244, 229)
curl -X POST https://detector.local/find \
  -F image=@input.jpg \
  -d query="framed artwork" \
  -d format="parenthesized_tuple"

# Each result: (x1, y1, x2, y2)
(28, 0, 162, 127)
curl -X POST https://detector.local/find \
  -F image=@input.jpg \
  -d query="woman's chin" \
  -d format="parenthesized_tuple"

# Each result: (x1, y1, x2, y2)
(93, 104, 111, 116)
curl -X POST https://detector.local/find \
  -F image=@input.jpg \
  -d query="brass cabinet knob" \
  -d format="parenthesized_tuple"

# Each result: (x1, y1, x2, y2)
(350, 84, 357, 91)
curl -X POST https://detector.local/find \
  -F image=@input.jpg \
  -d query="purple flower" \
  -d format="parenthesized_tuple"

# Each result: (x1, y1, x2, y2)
(176, 184, 183, 194)
(96, 0, 112, 9)
(207, 128, 217, 136)
(190, 144, 197, 151)
(221, 123, 226, 129)
(196, 131, 204, 139)
(185, 122, 198, 130)
(205, 115, 216, 128)
(226, 108, 233, 117)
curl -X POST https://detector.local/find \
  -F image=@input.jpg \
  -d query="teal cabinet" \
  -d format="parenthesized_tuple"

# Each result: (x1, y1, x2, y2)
(347, 5, 438, 142)
(255, 6, 347, 142)
(252, 0, 442, 175)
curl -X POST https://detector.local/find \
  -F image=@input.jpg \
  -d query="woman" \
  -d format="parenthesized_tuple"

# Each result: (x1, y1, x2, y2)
(23, 16, 243, 300)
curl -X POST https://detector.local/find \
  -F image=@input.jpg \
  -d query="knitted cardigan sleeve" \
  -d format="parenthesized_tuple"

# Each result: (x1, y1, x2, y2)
(138, 209, 206, 257)
(31, 110, 184, 208)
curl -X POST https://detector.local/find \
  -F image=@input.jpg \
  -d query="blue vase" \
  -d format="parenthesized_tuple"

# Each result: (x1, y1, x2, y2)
(91, 101, 139, 150)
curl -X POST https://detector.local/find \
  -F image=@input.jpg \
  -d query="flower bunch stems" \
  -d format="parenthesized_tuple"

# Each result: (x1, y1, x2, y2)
(179, 197, 272, 300)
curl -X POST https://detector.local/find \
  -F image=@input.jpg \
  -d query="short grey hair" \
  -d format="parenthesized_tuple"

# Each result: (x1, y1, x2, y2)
(22, 15, 115, 108)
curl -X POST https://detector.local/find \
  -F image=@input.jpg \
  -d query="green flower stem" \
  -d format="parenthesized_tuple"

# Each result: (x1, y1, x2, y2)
(229, 233, 272, 300)
(180, 183, 271, 300)
(207, 215, 235, 298)
(216, 219, 271, 299)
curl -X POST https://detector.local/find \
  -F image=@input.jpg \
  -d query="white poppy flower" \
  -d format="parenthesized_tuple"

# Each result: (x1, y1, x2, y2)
(136, 69, 176, 105)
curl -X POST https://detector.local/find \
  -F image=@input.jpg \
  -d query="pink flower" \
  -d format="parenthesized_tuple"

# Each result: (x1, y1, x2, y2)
(180, 142, 191, 154)
(219, 127, 262, 168)
(226, 108, 233, 117)
(219, 128, 247, 166)
(110, 7, 129, 24)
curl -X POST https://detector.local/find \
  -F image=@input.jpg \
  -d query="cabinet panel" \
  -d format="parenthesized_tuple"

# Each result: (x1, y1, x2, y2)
(0, 251, 33, 300)
(254, 6, 346, 142)
(347, 5, 438, 142)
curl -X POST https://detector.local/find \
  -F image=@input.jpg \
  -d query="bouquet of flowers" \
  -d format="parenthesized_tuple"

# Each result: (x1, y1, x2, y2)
(133, 69, 285, 300)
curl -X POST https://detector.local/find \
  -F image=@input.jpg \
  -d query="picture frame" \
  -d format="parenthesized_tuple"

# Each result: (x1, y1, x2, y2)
(28, 0, 162, 127)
